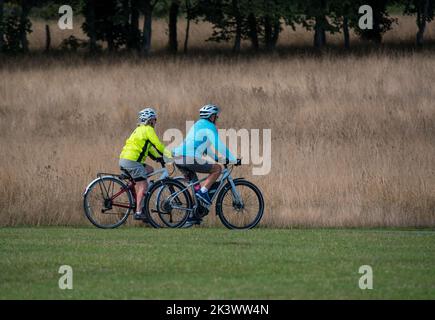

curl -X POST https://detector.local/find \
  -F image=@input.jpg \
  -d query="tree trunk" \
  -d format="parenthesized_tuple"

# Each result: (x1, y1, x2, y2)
(416, 0, 430, 46)
(247, 13, 259, 50)
(343, 16, 350, 49)
(183, 18, 190, 54)
(363, 1, 383, 44)
(232, 0, 242, 53)
(183, 0, 190, 54)
(264, 15, 273, 50)
(183, 4, 190, 54)
(233, 22, 242, 53)
(107, 15, 115, 52)
(372, 10, 382, 44)
(313, 19, 322, 48)
(107, 31, 114, 51)
(45, 24, 51, 52)
(87, 0, 97, 53)
(19, 0, 31, 52)
(168, 0, 179, 53)
(128, 0, 140, 50)
(314, 16, 326, 48)
(0, 0, 4, 53)
(142, 0, 152, 55)
(271, 19, 280, 48)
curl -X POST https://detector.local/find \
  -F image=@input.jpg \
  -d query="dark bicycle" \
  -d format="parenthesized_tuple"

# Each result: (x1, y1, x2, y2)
(143, 159, 265, 230)
(82, 160, 187, 229)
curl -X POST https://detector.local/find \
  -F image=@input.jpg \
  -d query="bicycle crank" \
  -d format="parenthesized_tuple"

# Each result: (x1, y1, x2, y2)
(195, 204, 209, 218)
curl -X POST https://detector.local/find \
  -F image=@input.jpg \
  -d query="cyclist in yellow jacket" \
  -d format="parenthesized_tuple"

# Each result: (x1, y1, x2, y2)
(119, 107, 171, 220)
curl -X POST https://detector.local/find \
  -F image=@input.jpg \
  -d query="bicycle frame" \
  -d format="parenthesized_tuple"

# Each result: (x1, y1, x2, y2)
(84, 166, 172, 212)
(168, 164, 244, 212)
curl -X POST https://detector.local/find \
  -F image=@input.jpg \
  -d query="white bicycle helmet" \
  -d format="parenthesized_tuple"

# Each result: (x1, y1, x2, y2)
(138, 107, 157, 124)
(199, 104, 220, 119)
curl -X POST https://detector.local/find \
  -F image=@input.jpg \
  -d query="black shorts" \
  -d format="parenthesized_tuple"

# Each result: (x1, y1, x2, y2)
(174, 157, 213, 182)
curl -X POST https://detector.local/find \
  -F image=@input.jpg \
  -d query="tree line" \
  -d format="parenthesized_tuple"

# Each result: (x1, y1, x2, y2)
(0, 0, 434, 54)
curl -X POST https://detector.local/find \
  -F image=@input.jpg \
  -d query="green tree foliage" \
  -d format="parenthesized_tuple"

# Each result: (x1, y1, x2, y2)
(1, 0, 434, 54)
(81, 0, 129, 51)
(195, 0, 295, 51)
(355, 0, 397, 43)
(404, 0, 434, 45)
(2, 1, 32, 53)
(328, 0, 367, 48)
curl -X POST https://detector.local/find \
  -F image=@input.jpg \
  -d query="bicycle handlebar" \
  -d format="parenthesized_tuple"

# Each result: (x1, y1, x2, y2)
(158, 157, 240, 169)
(224, 158, 242, 168)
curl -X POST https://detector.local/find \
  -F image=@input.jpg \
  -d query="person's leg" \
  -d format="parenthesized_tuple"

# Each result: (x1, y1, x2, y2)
(174, 158, 217, 224)
(190, 162, 221, 205)
(120, 159, 152, 219)
(135, 180, 147, 213)
(174, 157, 200, 189)
(144, 164, 154, 176)
(203, 164, 222, 190)
(135, 164, 153, 213)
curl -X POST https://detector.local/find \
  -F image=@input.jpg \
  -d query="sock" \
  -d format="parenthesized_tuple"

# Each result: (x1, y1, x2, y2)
(200, 186, 208, 193)
(135, 211, 142, 215)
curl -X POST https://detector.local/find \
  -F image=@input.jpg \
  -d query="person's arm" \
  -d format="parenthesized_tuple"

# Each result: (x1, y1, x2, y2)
(206, 124, 237, 162)
(145, 126, 172, 159)
(148, 146, 160, 161)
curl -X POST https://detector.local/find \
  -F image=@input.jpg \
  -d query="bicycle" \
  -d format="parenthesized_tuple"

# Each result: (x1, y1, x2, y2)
(82, 159, 187, 229)
(143, 159, 265, 230)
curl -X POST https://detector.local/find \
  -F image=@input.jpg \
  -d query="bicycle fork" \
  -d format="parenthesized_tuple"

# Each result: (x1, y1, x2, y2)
(227, 176, 244, 208)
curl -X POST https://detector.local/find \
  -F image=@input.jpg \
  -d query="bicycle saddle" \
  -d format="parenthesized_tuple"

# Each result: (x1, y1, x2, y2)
(119, 167, 133, 180)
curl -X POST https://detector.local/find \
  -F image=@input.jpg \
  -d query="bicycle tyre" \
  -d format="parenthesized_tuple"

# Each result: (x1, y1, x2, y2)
(144, 178, 193, 228)
(215, 179, 264, 230)
(83, 176, 133, 229)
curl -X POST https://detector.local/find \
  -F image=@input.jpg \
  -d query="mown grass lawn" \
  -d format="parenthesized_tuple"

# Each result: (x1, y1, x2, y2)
(0, 227, 434, 299)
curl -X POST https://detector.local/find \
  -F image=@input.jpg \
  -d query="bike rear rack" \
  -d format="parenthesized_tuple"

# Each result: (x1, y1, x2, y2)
(96, 172, 130, 180)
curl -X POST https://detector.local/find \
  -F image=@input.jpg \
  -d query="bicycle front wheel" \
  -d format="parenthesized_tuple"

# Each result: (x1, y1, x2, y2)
(144, 178, 192, 228)
(83, 176, 133, 229)
(216, 179, 264, 230)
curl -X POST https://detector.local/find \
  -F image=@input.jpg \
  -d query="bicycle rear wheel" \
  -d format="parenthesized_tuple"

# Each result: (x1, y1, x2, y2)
(83, 176, 133, 229)
(216, 179, 264, 230)
(144, 178, 192, 228)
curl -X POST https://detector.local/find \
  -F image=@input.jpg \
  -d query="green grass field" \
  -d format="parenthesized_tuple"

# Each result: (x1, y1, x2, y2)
(0, 227, 434, 299)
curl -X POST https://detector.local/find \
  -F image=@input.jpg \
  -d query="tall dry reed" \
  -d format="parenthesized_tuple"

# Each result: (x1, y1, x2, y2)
(0, 17, 434, 227)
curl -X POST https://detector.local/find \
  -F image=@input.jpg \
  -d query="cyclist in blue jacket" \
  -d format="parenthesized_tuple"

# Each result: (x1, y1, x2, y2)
(172, 104, 237, 223)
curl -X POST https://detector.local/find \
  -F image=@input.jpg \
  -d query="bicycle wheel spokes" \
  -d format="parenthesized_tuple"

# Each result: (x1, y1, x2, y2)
(145, 180, 192, 228)
(218, 180, 264, 229)
(84, 177, 133, 229)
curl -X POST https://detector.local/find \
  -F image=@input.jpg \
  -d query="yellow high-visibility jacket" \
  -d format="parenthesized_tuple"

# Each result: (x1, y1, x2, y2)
(120, 125, 171, 163)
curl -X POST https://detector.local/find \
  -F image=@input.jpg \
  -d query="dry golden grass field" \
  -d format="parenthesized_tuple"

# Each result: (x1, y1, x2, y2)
(0, 16, 434, 227)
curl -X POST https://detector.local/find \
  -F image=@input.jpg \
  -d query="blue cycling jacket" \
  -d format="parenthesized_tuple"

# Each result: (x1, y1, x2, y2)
(172, 119, 237, 162)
